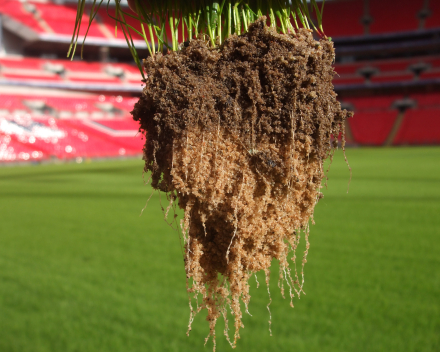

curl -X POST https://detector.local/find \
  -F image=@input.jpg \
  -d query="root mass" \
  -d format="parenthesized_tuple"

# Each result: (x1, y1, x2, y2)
(133, 18, 352, 348)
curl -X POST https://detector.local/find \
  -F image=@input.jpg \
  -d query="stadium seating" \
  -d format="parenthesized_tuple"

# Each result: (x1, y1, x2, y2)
(1, 72, 63, 81)
(0, 93, 139, 115)
(33, 2, 106, 37)
(394, 108, 440, 144)
(106, 95, 138, 112)
(64, 118, 143, 152)
(370, 73, 414, 84)
(321, 0, 364, 37)
(425, 0, 440, 29)
(42, 96, 101, 113)
(54, 60, 107, 72)
(96, 119, 140, 130)
(97, 6, 183, 44)
(411, 93, 440, 107)
(419, 70, 440, 80)
(0, 90, 144, 162)
(0, 57, 45, 69)
(321, 0, 440, 37)
(369, 0, 423, 34)
(343, 95, 402, 111)
(49, 118, 139, 158)
(348, 110, 398, 145)
(66, 76, 122, 84)
(332, 76, 365, 85)
(334, 62, 366, 75)
(0, 56, 143, 87)
(0, 113, 143, 161)
(0, 133, 47, 162)
(97, 7, 145, 41)
(1, 0, 440, 161)
(333, 54, 440, 88)
(373, 60, 416, 73)
(0, 95, 28, 111)
(0, 0, 46, 33)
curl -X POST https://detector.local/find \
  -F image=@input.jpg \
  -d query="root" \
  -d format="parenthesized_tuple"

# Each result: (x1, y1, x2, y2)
(341, 125, 352, 193)
(265, 269, 273, 336)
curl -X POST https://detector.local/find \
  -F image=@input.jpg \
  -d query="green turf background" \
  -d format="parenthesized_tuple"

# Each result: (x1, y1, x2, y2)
(0, 147, 439, 352)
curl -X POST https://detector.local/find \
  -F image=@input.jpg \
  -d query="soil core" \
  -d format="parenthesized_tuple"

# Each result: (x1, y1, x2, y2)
(133, 18, 351, 348)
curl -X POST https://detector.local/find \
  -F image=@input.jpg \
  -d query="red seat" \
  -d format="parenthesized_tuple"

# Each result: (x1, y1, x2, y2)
(96, 119, 140, 130)
(370, 73, 414, 83)
(0, 57, 46, 69)
(321, 0, 364, 37)
(333, 76, 365, 85)
(333, 62, 365, 75)
(64, 119, 142, 154)
(345, 95, 401, 111)
(0, 133, 47, 162)
(67, 76, 121, 84)
(411, 93, 440, 108)
(372, 60, 413, 73)
(1, 73, 62, 82)
(425, 0, 440, 29)
(0, 92, 142, 160)
(370, 0, 423, 34)
(0, 56, 137, 85)
(394, 108, 440, 144)
(34, 2, 105, 37)
(419, 70, 440, 79)
(0, 0, 45, 33)
(106, 96, 139, 112)
(348, 111, 397, 145)
(42, 96, 101, 113)
(53, 60, 105, 73)
(98, 8, 145, 41)
(0, 95, 28, 110)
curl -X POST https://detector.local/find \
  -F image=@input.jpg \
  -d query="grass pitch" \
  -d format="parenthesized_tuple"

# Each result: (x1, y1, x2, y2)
(0, 147, 439, 352)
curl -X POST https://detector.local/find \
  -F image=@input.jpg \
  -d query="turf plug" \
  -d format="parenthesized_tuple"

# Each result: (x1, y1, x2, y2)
(70, 1, 353, 349)
(133, 19, 351, 347)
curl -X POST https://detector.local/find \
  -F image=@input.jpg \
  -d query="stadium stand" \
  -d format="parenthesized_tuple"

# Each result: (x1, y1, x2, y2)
(0, 0, 46, 33)
(322, 0, 439, 37)
(0, 88, 141, 162)
(321, 0, 364, 37)
(369, 0, 423, 34)
(343, 95, 401, 111)
(97, 7, 144, 40)
(394, 108, 440, 145)
(348, 110, 398, 145)
(0, 112, 143, 161)
(0, 56, 143, 91)
(370, 73, 414, 84)
(420, 70, 440, 79)
(0, 133, 47, 161)
(411, 92, 440, 107)
(33, 2, 106, 37)
(0, 0, 440, 162)
(333, 54, 440, 87)
(332, 75, 365, 85)
(425, 0, 440, 29)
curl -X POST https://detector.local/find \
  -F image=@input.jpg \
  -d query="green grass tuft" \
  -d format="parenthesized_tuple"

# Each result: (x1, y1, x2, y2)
(69, 0, 326, 78)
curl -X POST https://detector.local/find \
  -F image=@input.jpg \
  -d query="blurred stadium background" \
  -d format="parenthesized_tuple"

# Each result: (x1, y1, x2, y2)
(0, 0, 440, 162)
(0, 1, 439, 352)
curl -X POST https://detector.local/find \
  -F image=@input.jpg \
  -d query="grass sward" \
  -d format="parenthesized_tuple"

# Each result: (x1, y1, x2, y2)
(68, 0, 326, 78)
(0, 147, 439, 351)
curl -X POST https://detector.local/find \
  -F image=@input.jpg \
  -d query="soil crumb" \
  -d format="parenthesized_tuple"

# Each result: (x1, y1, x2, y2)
(133, 18, 352, 349)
